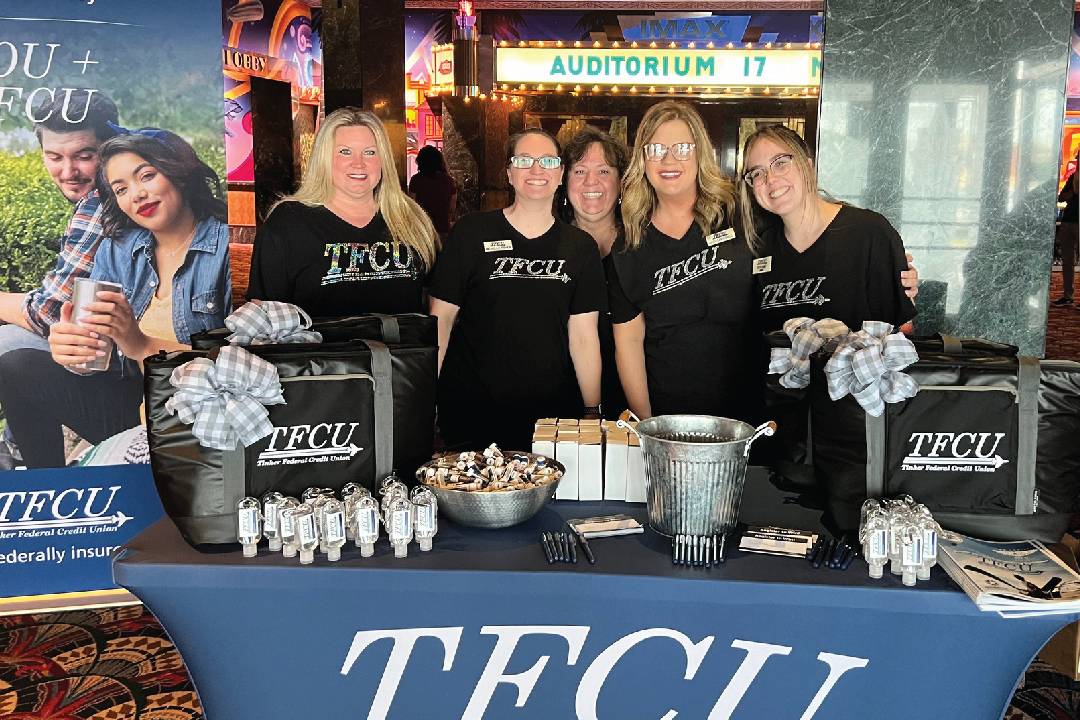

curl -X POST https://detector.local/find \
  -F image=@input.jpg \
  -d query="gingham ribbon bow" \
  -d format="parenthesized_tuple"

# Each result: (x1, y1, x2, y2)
(164, 345, 286, 450)
(225, 301, 322, 345)
(824, 321, 919, 417)
(768, 317, 851, 389)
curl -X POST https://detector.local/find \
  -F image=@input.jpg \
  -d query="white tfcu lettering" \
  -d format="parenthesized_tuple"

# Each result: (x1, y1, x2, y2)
(339, 625, 869, 720)
(265, 423, 359, 452)
(760, 276, 827, 308)
(907, 432, 1005, 459)
(0, 486, 121, 523)
(490, 257, 568, 280)
(653, 246, 731, 295)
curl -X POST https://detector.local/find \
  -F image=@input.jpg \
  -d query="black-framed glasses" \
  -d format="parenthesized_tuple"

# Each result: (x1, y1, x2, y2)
(743, 154, 794, 187)
(509, 154, 562, 169)
(643, 142, 695, 162)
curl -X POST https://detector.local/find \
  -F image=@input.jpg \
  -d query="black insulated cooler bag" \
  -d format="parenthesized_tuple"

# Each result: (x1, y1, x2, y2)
(806, 336, 1080, 541)
(144, 339, 436, 546)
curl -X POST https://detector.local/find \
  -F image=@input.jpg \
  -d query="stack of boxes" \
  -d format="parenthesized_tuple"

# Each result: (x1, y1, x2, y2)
(532, 418, 645, 502)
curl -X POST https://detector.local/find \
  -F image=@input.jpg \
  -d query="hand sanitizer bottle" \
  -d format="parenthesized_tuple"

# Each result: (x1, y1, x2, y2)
(322, 498, 347, 562)
(354, 494, 381, 557)
(293, 504, 319, 565)
(278, 497, 300, 558)
(411, 488, 438, 552)
(237, 497, 262, 558)
(261, 491, 284, 552)
(388, 495, 413, 559)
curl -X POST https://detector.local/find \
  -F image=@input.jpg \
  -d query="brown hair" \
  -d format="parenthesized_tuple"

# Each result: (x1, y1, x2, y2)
(737, 124, 818, 253)
(557, 126, 629, 225)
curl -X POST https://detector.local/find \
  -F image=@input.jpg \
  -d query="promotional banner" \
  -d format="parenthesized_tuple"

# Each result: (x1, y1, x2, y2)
(0, 0, 226, 599)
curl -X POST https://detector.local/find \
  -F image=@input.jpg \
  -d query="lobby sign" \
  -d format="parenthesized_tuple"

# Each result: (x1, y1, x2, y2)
(0, 465, 163, 598)
(0, 1, 221, 600)
(495, 47, 821, 88)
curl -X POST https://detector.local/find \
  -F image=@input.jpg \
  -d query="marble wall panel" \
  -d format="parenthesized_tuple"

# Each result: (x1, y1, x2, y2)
(817, 0, 1073, 355)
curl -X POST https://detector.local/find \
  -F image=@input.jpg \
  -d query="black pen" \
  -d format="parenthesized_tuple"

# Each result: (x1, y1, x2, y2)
(561, 533, 572, 563)
(551, 532, 564, 563)
(813, 539, 833, 569)
(576, 533, 595, 565)
(840, 545, 858, 570)
(544, 532, 559, 563)
(829, 536, 849, 568)
(540, 533, 554, 564)
(569, 534, 578, 564)
(807, 537, 824, 565)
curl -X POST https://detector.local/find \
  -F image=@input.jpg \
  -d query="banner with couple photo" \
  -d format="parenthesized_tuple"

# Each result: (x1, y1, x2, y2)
(0, 0, 225, 602)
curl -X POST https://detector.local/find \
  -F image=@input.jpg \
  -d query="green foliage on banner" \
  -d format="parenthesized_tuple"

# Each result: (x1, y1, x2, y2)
(0, 153, 69, 293)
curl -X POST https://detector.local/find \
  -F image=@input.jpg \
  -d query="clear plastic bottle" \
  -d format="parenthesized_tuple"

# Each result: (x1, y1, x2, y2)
(899, 523, 924, 587)
(237, 497, 262, 558)
(313, 495, 331, 554)
(341, 483, 365, 540)
(261, 491, 284, 552)
(293, 504, 319, 565)
(322, 498, 347, 562)
(887, 505, 909, 575)
(301, 487, 333, 505)
(411, 488, 438, 552)
(278, 497, 300, 558)
(918, 515, 939, 581)
(354, 494, 381, 557)
(862, 511, 889, 579)
(388, 495, 413, 558)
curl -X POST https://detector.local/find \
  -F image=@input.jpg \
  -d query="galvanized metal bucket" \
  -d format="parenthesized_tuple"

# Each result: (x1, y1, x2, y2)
(618, 415, 776, 537)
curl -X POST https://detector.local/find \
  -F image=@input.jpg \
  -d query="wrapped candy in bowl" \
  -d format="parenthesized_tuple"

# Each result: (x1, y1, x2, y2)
(415, 444, 564, 529)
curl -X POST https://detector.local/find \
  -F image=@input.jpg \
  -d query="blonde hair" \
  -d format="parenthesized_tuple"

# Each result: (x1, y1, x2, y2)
(737, 124, 818, 254)
(620, 101, 735, 251)
(273, 107, 438, 267)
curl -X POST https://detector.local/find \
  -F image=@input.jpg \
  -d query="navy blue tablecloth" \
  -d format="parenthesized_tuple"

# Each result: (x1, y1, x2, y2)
(113, 469, 1076, 720)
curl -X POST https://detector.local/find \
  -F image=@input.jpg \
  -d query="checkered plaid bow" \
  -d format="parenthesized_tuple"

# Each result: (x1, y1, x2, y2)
(225, 301, 323, 345)
(824, 321, 919, 417)
(768, 317, 851, 389)
(164, 345, 286, 450)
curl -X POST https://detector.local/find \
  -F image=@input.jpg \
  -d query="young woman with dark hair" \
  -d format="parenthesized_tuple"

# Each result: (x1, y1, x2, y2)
(0, 129, 231, 468)
(429, 128, 605, 449)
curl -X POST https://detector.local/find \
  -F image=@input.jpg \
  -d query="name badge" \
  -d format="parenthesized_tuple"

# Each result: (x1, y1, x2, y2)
(705, 228, 736, 246)
(484, 240, 513, 252)
(752, 256, 773, 274)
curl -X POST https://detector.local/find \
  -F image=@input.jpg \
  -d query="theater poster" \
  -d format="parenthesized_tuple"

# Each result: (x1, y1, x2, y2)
(0, 0, 225, 604)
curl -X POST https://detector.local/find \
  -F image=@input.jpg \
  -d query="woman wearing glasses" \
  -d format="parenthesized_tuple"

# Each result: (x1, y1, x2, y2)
(738, 124, 915, 333)
(608, 101, 760, 419)
(429, 128, 605, 449)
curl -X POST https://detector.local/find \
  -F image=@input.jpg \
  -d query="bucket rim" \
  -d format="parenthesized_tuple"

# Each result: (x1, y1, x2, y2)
(635, 414, 756, 447)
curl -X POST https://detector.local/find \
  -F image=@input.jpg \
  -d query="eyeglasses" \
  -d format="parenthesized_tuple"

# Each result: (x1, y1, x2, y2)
(643, 142, 695, 162)
(509, 155, 562, 170)
(743, 154, 794, 187)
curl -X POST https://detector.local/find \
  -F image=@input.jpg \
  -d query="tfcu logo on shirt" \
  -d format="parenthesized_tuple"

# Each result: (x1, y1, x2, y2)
(322, 242, 419, 285)
(653, 246, 732, 295)
(760, 276, 829, 309)
(900, 432, 1009, 473)
(490, 257, 570, 283)
(257, 423, 364, 467)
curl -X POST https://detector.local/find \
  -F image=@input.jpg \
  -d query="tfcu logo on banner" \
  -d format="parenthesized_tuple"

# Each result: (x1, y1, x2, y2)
(340, 625, 868, 720)
(901, 432, 1008, 473)
(257, 423, 363, 467)
(0, 485, 130, 563)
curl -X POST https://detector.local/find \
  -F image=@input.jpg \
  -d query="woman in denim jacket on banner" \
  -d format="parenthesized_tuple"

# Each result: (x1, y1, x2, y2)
(0, 128, 230, 468)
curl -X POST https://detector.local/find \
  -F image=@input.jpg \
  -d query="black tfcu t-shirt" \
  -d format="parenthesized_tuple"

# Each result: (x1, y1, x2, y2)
(430, 210, 607, 448)
(755, 205, 916, 332)
(247, 202, 427, 317)
(608, 221, 760, 418)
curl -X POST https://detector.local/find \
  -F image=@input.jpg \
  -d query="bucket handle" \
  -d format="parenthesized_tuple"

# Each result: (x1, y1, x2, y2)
(616, 418, 641, 440)
(745, 421, 778, 457)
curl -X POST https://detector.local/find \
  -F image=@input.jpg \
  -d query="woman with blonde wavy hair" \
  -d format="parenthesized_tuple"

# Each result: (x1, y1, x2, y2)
(248, 107, 438, 316)
(607, 100, 761, 419)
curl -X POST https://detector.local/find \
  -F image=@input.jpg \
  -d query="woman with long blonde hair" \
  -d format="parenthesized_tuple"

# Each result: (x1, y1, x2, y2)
(608, 101, 760, 420)
(248, 107, 438, 316)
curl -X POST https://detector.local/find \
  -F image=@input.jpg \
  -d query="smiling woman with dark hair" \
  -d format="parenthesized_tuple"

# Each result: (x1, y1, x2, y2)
(0, 128, 231, 468)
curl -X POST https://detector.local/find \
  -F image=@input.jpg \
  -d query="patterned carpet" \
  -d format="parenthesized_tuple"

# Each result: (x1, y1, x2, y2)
(1, 604, 1078, 719)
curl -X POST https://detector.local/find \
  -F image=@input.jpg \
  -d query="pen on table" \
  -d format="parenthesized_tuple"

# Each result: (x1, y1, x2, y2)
(840, 545, 858, 570)
(545, 532, 559, 563)
(807, 537, 824, 565)
(551, 532, 564, 563)
(540, 532, 554, 564)
(576, 533, 595, 565)
(559, 532, 570, 563)
(828, 535, 849, 568)
(568, 534, 578, 564)
(813, 539, 833, 569)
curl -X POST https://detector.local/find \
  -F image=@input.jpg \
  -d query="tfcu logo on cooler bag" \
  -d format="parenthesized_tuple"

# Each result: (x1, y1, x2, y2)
(900, 432, 1009, 473)
(257, 423, 365, 467)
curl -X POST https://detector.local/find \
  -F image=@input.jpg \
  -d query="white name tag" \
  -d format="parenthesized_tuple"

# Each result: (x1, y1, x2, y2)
(484, 240, 513, 252)
(752, 256, 773, 274)
(705, 228, 736, 246)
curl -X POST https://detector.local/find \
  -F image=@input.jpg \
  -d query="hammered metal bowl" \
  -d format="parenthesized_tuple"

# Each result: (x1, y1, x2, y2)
(416, 452, 564, 529)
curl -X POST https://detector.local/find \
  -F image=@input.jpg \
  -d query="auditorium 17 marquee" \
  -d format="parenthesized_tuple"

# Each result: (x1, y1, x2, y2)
(495, 47, 821, 89)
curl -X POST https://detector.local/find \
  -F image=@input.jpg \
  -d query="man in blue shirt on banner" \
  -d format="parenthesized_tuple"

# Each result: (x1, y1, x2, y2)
(0, 90, 119, 469)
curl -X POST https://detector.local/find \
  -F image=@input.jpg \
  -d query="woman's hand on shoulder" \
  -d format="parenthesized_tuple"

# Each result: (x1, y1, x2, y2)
(900, 252, 919, 300)
(48, 302, 109, 368)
